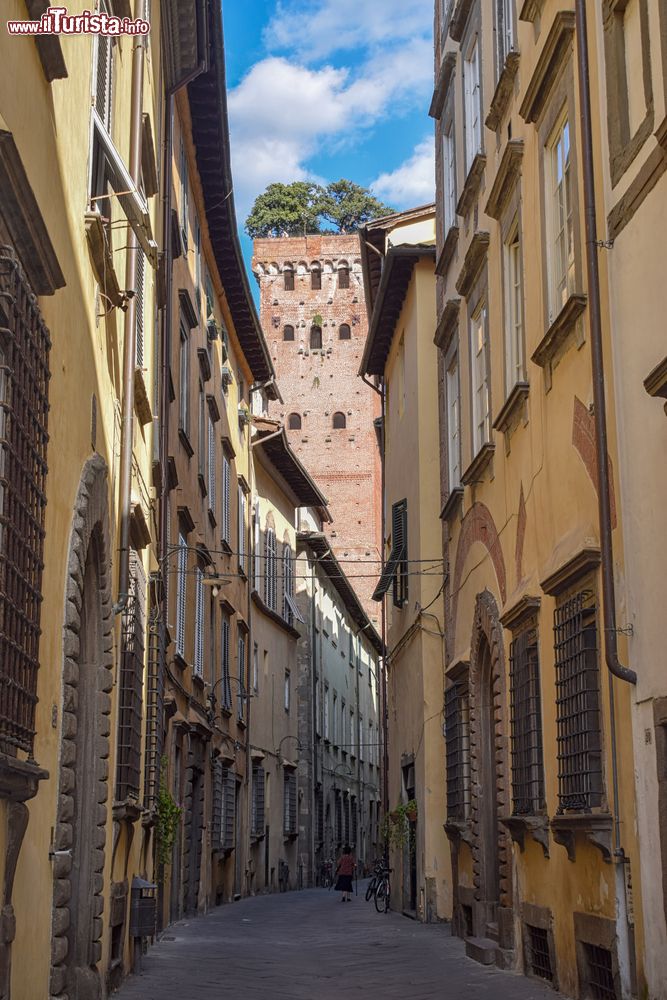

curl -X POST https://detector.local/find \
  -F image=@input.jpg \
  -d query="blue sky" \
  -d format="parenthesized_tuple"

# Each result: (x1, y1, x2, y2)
(222, 0, 436, 268)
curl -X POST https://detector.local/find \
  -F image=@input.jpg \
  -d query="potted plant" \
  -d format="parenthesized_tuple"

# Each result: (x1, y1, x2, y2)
(383, 800, 418, 850)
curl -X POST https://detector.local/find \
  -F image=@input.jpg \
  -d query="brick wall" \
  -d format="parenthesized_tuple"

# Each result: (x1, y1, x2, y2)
(252, 234, 381, 617)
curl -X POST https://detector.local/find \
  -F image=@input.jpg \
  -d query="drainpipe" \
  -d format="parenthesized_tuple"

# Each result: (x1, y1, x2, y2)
(575, 3, 635, 993)
(378, 377, 389, 856)
(113, 33, 145, 616)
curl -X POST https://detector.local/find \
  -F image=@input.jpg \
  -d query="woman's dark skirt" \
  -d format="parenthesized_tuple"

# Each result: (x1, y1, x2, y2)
(335, 874, 353, 892)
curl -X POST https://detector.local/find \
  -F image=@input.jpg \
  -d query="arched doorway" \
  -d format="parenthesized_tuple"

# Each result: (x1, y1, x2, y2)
(50, 456, 113, 1000)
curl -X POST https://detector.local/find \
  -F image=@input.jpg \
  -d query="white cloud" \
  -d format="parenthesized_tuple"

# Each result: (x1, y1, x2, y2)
(265, 0, 432, 62)
(371, 137, 435, 208)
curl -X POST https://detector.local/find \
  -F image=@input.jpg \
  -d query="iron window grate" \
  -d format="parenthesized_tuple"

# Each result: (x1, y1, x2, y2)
(143, 586, 163, 810)
(584, 943, 616, 1000)
(510, 626, 545, 814)
(251, 765, 265, 837)
(283, 771, 297, 836)
(0, 248, 51, 756)
(335, 790, 342, 844)
(528, 924, 553, 982)
(445, 678, 471, 822)
(554, 589, 603, 812)
(116, 559, 145, 802)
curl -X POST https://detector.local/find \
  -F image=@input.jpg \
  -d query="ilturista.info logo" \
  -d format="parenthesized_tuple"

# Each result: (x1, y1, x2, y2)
(7, 7, 150, 36)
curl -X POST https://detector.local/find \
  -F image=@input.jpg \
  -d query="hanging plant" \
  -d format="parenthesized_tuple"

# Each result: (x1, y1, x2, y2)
(383, 800, 418, 851)
(155, 756, 182, 869)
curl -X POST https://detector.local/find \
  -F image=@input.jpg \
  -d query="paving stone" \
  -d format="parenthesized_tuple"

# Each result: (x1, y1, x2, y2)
(115, 883, 563, 999)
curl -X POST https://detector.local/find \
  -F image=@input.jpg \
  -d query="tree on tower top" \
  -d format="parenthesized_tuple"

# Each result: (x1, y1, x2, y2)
(246, 180, 392, 239)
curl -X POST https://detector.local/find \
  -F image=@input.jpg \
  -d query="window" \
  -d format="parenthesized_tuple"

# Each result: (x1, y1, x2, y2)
(175, 532, 187, 659)
(359, 715, 364, 762)
(338, 263, 350, 289)
(252, 643, 259, 692)
(333, 693, 338, 745)
(311, 264, 321, 290)
(510, 625, 545, 814)
(324, 684, 330, 739)
(554, 588, 603, 812)
(504, 224, 525, 389)
(197, 382, 206, 484)
(238, 483, 247, 575)
(442, 122, 457, 233)
(116, 557, 145, 802)
(283, 771, 297, 835)
(283, 324, 295, 341)
(284, 670, 290, 712)
(238, 632, 247, 720)
(221, 612, 231, 710)
(446, 354, 460, 488)
(335, 790, 343, 843)
(0, 250, 51, 756)
(497, 0, 516, 70)
(339, 323, 351, 340)
(341, 699, 346, 751)
(221, 453, 231, 544)
(179, 320, 190, 438)
(283, 545, 294, 624)
(221, 767, 236, 850)
(194, 217, 202, 308)
(288, 413, 302, 430)
(547, 115, 574, 319)
(371, 498, 408, 606)
(283, 264, 294, 291)
(193, 565, 204, 678)
(207, 416, 216, 513)
(94, 4, 114, 133)
(264, 527, 277, 610)
(470, 303, 490, 453)
(464, 35, 482, 172)
(350, 709, 356, 757)
(179, 138, 189, 250)
(252, 765, 265, 837)
(332, 412, 346, 429)
(310, 325, 322, 350)
(445, 676, 471, 821)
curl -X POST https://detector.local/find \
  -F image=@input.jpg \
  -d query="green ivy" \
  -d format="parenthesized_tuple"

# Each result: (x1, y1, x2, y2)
(156, 756, 182, 869)
(383, 800, 418, 851)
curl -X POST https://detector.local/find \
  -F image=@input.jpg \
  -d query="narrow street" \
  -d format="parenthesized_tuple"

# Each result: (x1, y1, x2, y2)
(116, 886, 560, 999)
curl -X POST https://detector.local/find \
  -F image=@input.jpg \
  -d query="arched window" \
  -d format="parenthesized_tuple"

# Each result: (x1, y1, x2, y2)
(332, 412, 346, 429)
(311, 264, 322, 290)
(288, 413, 302, 430)
(337, 262, 350, 289)
(283, 324, 295, 341)
(310, 325, 322, 350)
(264, 527, 277, 610)
(339, 323, 351, 340)
(284, 264, 294, 291)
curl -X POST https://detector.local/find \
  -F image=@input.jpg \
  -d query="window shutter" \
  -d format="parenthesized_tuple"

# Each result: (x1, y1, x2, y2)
(391, 499, 408, 607)
(222, 456, 230, 543)
(252, 766, 265, 835)
(176, 533, 187, 657)
(135, 250, 145, 368)
(212, 760, 223, 850)
(238, 485, 246, 573)
(237, 634, 246, 720)
(221, 615, 231, 709)
(222, 769, 236, 849)
(95, 15, 113, 132)
(193, 566, 203, 676)
(180, 141, 189, 251)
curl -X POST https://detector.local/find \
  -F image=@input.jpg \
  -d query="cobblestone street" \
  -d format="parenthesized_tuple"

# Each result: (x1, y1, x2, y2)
(116, 885, 561, 999)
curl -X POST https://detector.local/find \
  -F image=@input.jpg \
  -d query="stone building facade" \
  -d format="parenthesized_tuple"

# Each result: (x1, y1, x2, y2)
(252, 235, 382, 617)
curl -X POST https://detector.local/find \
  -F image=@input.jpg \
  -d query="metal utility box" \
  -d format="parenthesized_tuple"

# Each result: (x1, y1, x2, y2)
(129, 876, 157, 938)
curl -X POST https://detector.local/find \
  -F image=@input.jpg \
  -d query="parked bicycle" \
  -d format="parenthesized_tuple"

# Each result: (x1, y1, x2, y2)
(365, 858, 391, 912)
(320, 859, 334, 889)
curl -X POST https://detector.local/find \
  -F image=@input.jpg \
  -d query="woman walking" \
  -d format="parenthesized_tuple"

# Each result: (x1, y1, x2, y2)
(334, 845, 355, 902)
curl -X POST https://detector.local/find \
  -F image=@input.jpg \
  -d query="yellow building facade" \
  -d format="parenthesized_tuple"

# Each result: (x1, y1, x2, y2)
(432, 1, 646, 995)
(359, 207, 451, 922)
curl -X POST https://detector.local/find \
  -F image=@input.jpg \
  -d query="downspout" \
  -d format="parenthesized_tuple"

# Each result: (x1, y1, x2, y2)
(113, 33, 145, 615)
(310, 555, 318, 885)
(378, 377, 389, 854)
(575, 3, 635, 993)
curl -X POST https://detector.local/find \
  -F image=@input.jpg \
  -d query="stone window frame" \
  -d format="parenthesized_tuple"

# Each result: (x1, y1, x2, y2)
(603, 0, 654, 188)
(444, 334, 462, 494)
(573, 912, 622, 1000)
(461, 3, 484, 181)
(536, 58, 585, 333)
(464, 265, 493, 471)
(521, 902, 558, 989)
(495, 0, 518, 82)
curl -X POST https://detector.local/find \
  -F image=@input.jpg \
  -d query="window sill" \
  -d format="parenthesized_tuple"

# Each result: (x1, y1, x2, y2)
(207, 509, 216, 529)
(499, 814, 549, 858)
(85, 212, 123, 308)
(0, 753, 48, 802)
(178, 428, 194, 457)
(112, 798, 143, 824)
(251, 590, 301, 638)
(198, 474, 207, 498)
(449, 0, 474, 42)
(173, 652, 188, 671)
(644, 355, 667, 413)
(444, 819, 474, 847)
(461, 442, 495, 486)
(134, 367, 153, 427)
(220, 538, 232, 554)
(550, 812, 613, 863)
(197, 346, 211, 382)
(493, 381, 529, 437)
(440, 486, 464, 522)
(428, 51, 457, 119)
(434, 298, 461, 353)
(531, 293, 587, 376)
(456, 153, 486, 219)
(435, 226, 459, 281)
(486, 50, 520, 132)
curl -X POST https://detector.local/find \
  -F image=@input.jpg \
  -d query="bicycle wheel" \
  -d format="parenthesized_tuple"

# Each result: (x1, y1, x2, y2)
(365, 877, 376, 902)
(374, 878, 388, 913)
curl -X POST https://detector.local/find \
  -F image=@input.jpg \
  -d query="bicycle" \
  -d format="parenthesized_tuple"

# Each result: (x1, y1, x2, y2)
(365, 858, 387, 902)
(374, 866, 391, 913)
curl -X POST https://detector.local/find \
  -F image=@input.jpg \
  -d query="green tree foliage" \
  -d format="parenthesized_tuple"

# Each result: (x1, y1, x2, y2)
(245, 180, 393, 239)
(245, 182, 324, 238)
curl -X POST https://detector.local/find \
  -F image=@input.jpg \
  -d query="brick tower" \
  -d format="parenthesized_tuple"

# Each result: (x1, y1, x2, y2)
(252, 234, 381, 618)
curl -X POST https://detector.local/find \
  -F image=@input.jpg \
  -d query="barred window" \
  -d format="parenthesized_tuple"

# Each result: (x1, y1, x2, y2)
(116, 555, 145, 802)
(283, 264, 294, 291)
(212, 759, 223, 850)
(221, 612, 231, 710)
(193, 565, 204, 678)
(335, 790, 342, 844)
(252, 764, 265, 836)
(264, 527, 277, 610)
(143, 584, 162, 810)
(175, 532, 187, 659)
(283, 771, 297, 835)
(316, 785, 324, 844)
(222, 767, 236, 850)
(343, 792, 350, 843)
(555, 588, 603, 812)
(510, 625, 545, 814)
(445, 677, 471, 822)
(0, 249, 51, 755)
(351, 795, 358, 845)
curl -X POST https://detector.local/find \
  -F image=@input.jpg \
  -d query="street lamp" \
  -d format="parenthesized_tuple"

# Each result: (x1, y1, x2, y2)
(206, 675, 252, 724)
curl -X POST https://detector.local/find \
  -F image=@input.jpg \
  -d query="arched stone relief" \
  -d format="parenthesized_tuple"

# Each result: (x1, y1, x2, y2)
(50, 453, 114, 1000)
